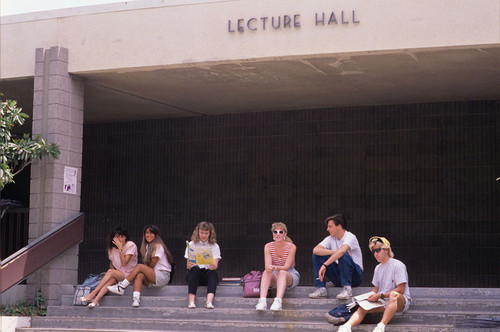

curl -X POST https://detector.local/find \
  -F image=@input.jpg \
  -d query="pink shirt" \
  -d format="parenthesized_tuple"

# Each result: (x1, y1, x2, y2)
(108, 241, 138, 277)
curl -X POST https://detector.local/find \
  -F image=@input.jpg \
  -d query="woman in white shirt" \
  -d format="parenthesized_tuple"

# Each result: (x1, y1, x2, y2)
(107, 225, 173, 307)
(185, 221, 221, 309)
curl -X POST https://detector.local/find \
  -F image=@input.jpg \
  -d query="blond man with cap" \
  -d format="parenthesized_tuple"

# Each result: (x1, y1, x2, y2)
(338, 236, 411, 332)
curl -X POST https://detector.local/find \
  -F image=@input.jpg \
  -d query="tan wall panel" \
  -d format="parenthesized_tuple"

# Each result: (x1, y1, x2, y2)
(1, 0, 499, 78)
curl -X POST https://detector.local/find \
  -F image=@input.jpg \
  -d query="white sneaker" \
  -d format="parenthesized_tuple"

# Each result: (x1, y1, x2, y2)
(270, 297, 282, 311)
(187, 302, 196, 309)
(255, 298, 267, 310)
(205, 302, 214, 309)
(107, 283, 125, 296)
(338, 324, 352, 332)
(336, 287, 352, 300)
(309, 287, 328, 298)
(132, 294, 140, 307)
(373, 324, 385, 332)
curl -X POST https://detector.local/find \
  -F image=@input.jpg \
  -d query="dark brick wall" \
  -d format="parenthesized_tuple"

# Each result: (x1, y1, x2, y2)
(80, 100, 500, 287)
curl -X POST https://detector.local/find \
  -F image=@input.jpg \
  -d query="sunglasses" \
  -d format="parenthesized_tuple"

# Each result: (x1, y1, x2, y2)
(273, 230, 285, 235)
(372, 248, 384, 253)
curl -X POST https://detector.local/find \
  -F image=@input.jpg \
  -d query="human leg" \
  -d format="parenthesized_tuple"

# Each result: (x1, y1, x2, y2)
(89, 278, 117, 306)
(380, 291, 406, 325)
(205, 269, 218, 308)
(256, 270, 276, 310)
(187, 266, 202, 307)
(335, 253, 363, 299)
(275, 270, 291, 299)
(342, 306, 385, 330)
(310, 254, 330, 298)
(108, 264, 155, 295)
(312, 254, 330, 287)
(81, 269, 125, 301)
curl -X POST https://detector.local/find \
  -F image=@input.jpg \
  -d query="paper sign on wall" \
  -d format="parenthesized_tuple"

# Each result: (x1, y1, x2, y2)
(63, 166, 78, 194)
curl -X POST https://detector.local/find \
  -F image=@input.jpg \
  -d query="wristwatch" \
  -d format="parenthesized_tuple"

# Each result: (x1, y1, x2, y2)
(380, 293, 385, 299)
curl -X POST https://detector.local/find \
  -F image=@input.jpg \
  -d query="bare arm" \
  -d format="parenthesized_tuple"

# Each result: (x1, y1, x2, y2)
(209, 258, 220, 271)
(264, 243, 273, 271)
(368, 283, 406, 302)
(148, 256, 159, 269)
(312, 243, 335, 256)
(322, 243, 349, 266)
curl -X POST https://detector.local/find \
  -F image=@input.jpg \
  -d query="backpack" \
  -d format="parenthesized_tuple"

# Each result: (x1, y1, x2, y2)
(72, 272, 105, 306)
(242, 270, 262, 298)
(328, 303, 358, 321)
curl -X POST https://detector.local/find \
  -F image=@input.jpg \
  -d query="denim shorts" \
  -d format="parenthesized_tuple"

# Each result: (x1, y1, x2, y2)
(271, 267, 300, 289)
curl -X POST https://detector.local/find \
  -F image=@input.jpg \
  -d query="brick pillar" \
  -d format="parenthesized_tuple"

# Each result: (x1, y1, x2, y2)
(28, 46, 84, 305)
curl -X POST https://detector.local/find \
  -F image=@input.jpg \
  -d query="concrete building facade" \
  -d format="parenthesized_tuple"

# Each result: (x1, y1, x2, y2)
(1, 0, 499, 304)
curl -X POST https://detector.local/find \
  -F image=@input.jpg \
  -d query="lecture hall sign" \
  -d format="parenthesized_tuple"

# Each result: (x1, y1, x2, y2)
(228, 10, 359, 33)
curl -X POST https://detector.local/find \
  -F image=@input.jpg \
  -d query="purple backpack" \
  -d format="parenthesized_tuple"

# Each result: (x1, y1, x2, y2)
(242, 271, 262, 298)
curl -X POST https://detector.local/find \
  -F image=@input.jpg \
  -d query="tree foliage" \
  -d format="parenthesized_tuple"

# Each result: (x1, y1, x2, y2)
(0, 95, 60, 189)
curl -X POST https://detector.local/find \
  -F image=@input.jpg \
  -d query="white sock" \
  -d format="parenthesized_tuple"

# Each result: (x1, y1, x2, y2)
(259, 297, 266, 302)
(377, 323, 386, 328)
(133, 291, 140, 299)
(344, 285, 352, 291)
(120, 279, 130, 288)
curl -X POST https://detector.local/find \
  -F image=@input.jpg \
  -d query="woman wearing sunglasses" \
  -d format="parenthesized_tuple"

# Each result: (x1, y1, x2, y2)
(338, 236, 411, 332)
(255, 222, 300, 311)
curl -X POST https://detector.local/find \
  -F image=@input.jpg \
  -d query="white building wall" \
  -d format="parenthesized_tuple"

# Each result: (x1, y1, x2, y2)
(1, 0, 499, 78)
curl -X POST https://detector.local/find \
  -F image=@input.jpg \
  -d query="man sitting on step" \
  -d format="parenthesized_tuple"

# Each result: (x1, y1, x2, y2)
(309, 214, 363, 300)
(338, 236, 411, 332)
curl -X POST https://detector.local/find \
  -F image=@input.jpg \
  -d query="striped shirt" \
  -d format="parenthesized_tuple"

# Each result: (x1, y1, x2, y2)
(270, 242, 295, 267)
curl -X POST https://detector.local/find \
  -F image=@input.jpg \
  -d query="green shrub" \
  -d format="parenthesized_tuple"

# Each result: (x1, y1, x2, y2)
(0, 289, 47, 316)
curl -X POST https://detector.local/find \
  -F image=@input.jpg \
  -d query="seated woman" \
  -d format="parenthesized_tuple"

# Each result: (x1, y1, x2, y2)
(185, 221, 221, 309)
(107, 225, 174, 307)
(338, 236, 411, 332)
(77, 226, 138, 308)
(255, 222, 300, 311)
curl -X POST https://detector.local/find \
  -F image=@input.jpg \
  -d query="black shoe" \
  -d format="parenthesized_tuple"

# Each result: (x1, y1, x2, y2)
(324, 313, 346, 325)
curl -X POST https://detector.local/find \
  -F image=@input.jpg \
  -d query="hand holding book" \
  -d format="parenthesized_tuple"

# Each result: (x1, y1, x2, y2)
(346, 291, 385, 311)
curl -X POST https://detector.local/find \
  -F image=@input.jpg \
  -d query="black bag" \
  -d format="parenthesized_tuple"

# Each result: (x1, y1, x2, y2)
(328, 303, 357, 321)
(72, 272, 105, 306)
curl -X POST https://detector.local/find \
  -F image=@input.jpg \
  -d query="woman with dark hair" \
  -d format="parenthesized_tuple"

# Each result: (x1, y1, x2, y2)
(184, 221, 221, 309)
(107, 225, 174, 307)
(77, 226, 138, 308)
(255, 222, 299, 311)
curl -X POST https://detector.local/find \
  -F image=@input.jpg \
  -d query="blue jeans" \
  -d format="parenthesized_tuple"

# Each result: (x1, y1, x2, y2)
(312, 253, 362, 288)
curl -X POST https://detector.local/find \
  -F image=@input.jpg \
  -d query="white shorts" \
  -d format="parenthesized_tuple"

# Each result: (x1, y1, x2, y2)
(148, 270, 170, 288)
(271, 267, 300, 289)
(383, 294, 411, 313)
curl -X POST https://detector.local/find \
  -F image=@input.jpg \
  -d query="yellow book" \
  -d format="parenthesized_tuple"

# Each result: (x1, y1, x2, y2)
(186, 241, 214, 265)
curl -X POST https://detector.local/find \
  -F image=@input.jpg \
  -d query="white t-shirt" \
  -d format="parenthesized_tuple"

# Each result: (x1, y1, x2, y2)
(320, 231, 363, 270)
(372, 258, 411, 300)
(146, 244, 172, 272)
(184, 241, 221, 270)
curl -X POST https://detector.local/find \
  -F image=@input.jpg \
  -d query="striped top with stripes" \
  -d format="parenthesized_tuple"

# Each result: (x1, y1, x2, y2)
(270, 242, 295, 267)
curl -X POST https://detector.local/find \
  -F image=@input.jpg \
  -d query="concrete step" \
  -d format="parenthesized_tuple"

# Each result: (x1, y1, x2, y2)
(24, 317, 456, 331)
(64, 295, 500, 313)
(63, 285, 500, 299)
(22, 286, 500, 332)
(44, 305, 500, 325)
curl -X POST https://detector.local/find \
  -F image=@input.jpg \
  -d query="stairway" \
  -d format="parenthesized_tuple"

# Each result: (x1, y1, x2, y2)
(17, 285, 500, 331)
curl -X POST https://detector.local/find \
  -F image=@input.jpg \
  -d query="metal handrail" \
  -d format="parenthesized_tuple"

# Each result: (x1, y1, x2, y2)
(0, 212, 84, 293)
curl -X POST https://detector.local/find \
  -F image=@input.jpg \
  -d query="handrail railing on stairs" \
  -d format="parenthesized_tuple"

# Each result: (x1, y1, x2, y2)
(0, 212, 84, 293)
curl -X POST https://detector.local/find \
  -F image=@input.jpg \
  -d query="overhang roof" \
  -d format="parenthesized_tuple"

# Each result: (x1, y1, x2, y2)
(1, 45, 499, 125)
